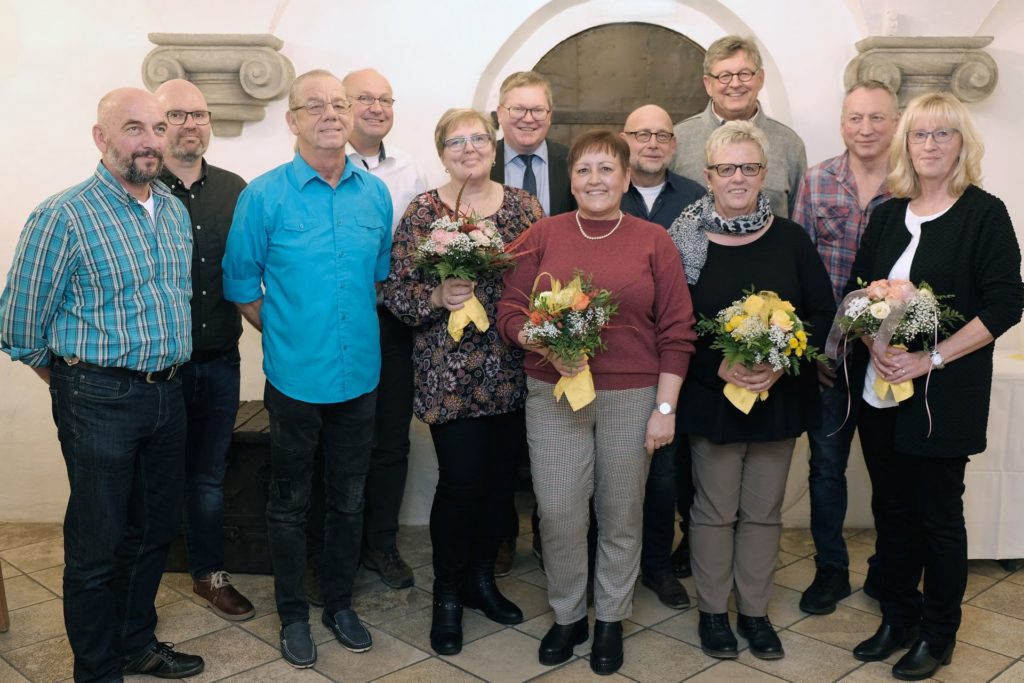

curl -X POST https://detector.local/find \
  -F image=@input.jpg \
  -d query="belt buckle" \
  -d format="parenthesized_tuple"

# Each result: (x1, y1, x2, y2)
(144, 365, 179, 383)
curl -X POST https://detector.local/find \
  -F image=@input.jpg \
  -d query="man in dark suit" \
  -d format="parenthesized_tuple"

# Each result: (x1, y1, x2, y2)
(490, 71, 574, 216)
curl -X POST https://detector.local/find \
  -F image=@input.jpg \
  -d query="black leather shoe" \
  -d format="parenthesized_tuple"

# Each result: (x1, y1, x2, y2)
(737, 614, 784, 659)
(429, 597, 464, 656)
(463, 574, 523, 624)
(590, 620, 624, 675)
(641, 573, 690, 609)
(853, 622, 920, 662)
(892, 639, 953, 680)
(539, 617, 588, 665)
(800, 566, 851, 615)
(123, 641, 205, 678)
(698, 611, 738, 658)
(670, 539, 692, 578)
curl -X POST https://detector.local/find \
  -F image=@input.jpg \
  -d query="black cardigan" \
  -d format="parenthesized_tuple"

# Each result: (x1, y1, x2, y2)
(846, 185, 1023, 457)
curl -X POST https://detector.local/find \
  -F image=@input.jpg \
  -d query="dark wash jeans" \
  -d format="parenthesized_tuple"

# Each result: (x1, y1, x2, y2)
(365, 307, 414, 551)
(180, 349, 241, 579)
(806, 367, 860, 569)
(641, 433, 681, 577)
(263, 381, 375, 624)
(49, 361, 186, 683)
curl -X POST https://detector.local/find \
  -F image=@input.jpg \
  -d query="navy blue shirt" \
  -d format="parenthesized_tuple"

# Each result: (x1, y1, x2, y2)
(620, 170, 706, 230)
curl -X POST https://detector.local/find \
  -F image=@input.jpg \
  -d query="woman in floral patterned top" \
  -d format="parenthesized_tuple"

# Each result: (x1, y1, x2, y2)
(382, 108, 543, 657)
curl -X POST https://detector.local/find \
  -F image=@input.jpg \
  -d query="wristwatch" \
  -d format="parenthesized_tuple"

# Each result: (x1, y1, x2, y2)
(929, 349, 946, 369)
(656, 402, 674, 416)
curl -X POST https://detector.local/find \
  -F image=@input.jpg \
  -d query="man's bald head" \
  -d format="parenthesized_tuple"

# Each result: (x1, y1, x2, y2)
(342, 68, 395, 150)
(154, 79, 211, 163)
(621, 104, 677, 184)
(93, 88, 167, 193)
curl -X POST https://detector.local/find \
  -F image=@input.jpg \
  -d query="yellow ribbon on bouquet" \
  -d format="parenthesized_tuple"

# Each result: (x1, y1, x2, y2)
(873, 377, 914, 402)
(723, 383, 770, 414)
(447, 294, 489, 342)
(553, 363, 596, 411)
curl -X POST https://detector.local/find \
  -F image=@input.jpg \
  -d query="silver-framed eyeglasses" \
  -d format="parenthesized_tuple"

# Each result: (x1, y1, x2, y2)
(501, 105, 551, 121)
(624, 130, 674, 144)
(443, 134, 493, 152)
(166, 110, 211, 126)
(354, 95, 395, 108)
(707, 69, 759, 85)
(290, 100, 351, 116)
(907, 128, 960, 145)
(707, 162, 765, 177)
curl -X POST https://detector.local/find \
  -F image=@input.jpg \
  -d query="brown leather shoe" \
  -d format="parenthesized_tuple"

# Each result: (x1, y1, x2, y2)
(494, 535, 516, 577)
(192, 571, 255, 621)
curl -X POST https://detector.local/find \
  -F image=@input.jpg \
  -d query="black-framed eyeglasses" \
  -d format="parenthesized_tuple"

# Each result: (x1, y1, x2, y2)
(166, 110, 211, 126)
(707, 162, 765, 177)
(707, 69, 759, 85)
(907, 128, 959, 145)
(501, 105, 551, 121)
(624, 130, 674, 144)
(354, 95, 395, 108)
(443, 134, 493, 152)
(290, 100, 351, 116)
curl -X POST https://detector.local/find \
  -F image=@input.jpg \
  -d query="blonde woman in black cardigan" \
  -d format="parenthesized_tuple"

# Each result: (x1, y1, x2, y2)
(847, 92, 1023, 681)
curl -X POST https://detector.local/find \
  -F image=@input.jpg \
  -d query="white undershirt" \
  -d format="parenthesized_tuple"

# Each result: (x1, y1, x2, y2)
(636, 182, 665, 214)
(139, 194, 156, 225)
(862, 204, 951, 408)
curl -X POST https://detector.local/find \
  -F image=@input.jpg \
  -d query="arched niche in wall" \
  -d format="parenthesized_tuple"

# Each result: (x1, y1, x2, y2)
(531, 22, 706, 148)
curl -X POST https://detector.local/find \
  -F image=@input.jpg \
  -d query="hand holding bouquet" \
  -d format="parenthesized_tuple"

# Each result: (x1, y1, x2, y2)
(415, 188, 513, 341)
(825, 279, 962, 402)
(520, 271, 617, 410)
(696, 289, 822, 414)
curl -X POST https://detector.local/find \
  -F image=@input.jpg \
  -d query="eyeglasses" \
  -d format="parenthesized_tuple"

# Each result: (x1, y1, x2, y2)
(707, 162, 765, 177)
(501, 105, 551, 121)
(707, 69, 759, 85)
(624, 130, 674, 144)
(353, 95, 395, 108)
(290, 100, 351, 116)
(166, 110, 211, 126)
(443, 134, 493, 152)
(907, 128, 959, 145)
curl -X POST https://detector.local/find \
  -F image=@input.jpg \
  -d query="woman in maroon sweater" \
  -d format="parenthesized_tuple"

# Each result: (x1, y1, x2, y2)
(498, 131, 696, 675)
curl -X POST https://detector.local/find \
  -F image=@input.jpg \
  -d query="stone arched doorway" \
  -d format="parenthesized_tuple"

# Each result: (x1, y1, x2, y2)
(532, 22, 708, 147)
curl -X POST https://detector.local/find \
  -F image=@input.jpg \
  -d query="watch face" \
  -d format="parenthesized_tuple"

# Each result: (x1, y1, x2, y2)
(658, 402, 672, 415)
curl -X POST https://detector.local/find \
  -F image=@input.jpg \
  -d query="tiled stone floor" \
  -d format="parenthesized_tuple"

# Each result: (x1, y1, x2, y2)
(2, 517, 1023, 682)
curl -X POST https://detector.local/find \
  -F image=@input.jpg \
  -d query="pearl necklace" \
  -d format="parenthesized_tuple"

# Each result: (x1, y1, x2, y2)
(575, 210, 624, 240)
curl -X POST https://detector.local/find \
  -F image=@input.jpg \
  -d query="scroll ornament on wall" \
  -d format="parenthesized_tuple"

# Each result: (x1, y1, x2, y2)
(142, 33, 295, 137)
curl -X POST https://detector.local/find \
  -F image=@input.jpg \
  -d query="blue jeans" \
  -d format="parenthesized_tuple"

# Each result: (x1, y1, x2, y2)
(641, 435, 680, 577)
(49, 361, 186, 683)
(263, 381, 375, 624)
(806, 366, 859, 569)
(181, 349, 240, 579)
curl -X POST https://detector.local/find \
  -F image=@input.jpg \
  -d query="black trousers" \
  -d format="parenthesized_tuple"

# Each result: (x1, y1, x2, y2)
(858, 402, 969, 645)
(429, 410, 525, 595)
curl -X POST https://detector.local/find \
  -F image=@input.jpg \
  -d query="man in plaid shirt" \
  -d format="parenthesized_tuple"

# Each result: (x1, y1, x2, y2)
(792, 80, 899, 616)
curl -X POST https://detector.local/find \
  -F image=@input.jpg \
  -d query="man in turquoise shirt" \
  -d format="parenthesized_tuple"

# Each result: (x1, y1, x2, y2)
(222, 69, 392, 668)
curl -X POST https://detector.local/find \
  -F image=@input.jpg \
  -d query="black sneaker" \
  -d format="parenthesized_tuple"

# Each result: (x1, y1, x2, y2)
(799, 566, 851, 615)
(123, 641, 204, 678)
(323, 608, 372, 652)
(363, 545, 414, 589)
(279, 622, 317, 669)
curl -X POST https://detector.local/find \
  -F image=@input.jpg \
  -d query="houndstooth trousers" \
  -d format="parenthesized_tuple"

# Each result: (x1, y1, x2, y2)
(525, 376, 655, 623)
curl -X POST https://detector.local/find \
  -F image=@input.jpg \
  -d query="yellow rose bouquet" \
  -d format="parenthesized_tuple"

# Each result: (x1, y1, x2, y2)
(696, 289, 822, 414)
(520, 271, 617, 411)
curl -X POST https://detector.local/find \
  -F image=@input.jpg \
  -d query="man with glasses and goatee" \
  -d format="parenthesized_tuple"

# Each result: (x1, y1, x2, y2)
(672, 35, 806, 219)
(154, 78, 256, 623)
(222, 69, 393, 669)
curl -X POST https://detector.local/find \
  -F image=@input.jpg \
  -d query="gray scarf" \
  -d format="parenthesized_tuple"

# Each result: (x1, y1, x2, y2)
(668, 192, 772, 284)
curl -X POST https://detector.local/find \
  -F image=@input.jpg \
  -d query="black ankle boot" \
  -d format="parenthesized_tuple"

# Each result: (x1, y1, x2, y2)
(463, 572, 523, 625)
(892, 639, 954, 680)
(539, 617, 588, 665)
(429, 597, 463, 655)
(590, 620, 624, 675)
(737, 614, 784, 659)
(698, 611, 737, 658)
(853, 621, 920, 662)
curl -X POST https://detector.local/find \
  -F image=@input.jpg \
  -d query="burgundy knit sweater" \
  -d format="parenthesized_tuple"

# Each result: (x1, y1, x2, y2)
(497, 212, 696, 390)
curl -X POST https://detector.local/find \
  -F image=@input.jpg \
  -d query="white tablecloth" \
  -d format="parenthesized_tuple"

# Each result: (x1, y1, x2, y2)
(965, 350, 1024, 559)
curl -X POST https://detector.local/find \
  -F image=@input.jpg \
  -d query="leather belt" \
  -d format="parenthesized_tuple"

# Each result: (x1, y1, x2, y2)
(57, 356, 180, 383)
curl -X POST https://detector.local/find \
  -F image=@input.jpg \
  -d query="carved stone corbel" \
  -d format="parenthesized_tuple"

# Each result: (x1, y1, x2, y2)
(142, 33, 295, 137)
(844, 37, 998, 107)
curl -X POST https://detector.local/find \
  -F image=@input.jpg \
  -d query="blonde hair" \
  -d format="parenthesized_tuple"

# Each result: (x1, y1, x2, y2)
(703, 36, 762, 74)
(887, 92, 983, 198)
(843, 79, 899, 117)
(433, 108, 496, 156)
(705, 120, 769, 165)
(498, 71, 553, 109)
(288, 69, 341, 109)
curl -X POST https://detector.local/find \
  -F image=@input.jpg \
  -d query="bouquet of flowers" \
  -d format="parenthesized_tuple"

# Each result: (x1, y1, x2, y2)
(520, 271, 618, 410)
(696, 289, 822, 413)
(414, 189, 512, 341)
(825, 278, 962, 402)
